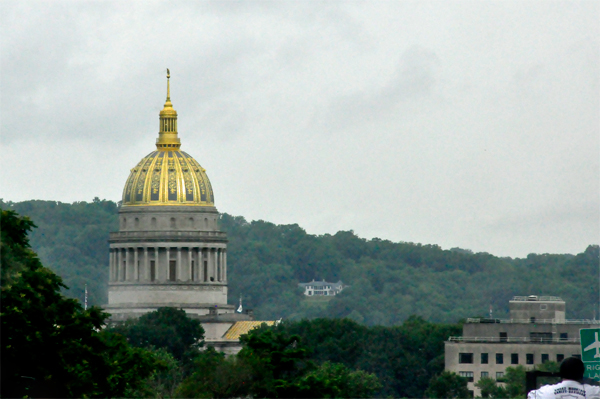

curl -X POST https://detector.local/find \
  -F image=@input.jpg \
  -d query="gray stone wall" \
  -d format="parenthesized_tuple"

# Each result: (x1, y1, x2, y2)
(106, 205, 231, 321)
(118, 206, 220, 232)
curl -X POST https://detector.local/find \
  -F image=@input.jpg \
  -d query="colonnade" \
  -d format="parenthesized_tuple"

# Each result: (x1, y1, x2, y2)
(109, 246, 227, 283)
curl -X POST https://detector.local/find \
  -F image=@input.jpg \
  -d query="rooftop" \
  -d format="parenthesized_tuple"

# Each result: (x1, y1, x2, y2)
(222, 321, 277, 340)
(466, 318, 599, 325)
(298, 280, 344, 288)
(447, 336, 581, 344)
(510, 295, 564, 302)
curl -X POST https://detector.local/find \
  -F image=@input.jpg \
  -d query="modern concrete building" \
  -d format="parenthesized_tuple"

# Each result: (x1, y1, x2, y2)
(298, 280, 346, 296)
(445, 295, 599, 396)
(104, 72, 246, 337)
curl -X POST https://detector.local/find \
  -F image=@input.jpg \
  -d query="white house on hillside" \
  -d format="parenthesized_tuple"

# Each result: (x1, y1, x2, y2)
(298, 280, 346, 296)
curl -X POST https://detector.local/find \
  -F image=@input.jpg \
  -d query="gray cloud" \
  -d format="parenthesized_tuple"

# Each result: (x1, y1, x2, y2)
(1, 1, 598, 257)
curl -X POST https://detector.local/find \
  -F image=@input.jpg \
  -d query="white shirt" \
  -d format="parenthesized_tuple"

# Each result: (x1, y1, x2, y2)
(528, 380, 600, 399)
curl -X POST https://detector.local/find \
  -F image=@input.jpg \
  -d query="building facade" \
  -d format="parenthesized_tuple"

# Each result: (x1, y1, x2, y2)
(298, 280, 345, 296)
(445, 296, 599, 396)
(105, 72, 236, 324)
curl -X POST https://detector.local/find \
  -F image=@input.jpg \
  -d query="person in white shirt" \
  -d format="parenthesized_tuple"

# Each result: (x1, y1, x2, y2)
(527, 357, 599, 399)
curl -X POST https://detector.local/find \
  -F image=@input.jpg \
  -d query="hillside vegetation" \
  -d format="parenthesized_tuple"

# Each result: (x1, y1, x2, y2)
(1, 199, 597, 324)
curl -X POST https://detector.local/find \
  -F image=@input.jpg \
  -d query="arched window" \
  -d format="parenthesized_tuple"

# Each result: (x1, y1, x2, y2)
(121, 218, 127, 229)
(134, 218, 140, 228)
(170, 217, 176, 229)
(151, 217, 157, 229)
(188, 217, 194, 229)
(204, 217, 208, 230)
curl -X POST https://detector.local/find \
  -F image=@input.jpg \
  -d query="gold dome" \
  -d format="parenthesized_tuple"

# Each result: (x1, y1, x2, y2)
(121, 70, 215, 207)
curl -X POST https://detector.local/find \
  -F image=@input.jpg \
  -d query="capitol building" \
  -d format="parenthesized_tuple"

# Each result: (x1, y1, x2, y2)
(105, 72, 238, 330)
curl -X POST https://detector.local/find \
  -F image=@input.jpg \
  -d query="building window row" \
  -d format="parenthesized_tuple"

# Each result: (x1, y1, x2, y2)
(476, 371, 504, 380)
(498, 332, 570, 342)
(460, 352, 566, 365)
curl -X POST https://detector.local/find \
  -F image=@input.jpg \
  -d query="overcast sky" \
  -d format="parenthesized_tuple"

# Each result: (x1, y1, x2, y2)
(1, 1, 598, 258)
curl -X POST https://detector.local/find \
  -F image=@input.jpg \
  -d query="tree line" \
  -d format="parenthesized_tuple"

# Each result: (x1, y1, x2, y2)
(1, 207, 570, 397)
(2, 208, 383, 397)
(1, 199, 598, 324)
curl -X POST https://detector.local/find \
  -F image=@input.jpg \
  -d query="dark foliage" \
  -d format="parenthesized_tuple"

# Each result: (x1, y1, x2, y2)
(1, 209, 157, 398)
(425, 371, 471, 398)
(109, 307, 205, 361)
(263, 316, 460, 398)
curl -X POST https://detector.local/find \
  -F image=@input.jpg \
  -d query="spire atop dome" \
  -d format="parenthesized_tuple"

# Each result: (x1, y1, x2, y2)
(166, 68, 171, 101)
(156, 68, 181, 150)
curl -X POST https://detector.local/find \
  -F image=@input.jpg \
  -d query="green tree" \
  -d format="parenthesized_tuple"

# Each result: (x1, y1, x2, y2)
(125, 347, 184, 398)
(238, 328, 311, 397)
(1, 209, 157, 398)
(475, 376, 507, 398)
(297, 361, 382, 398)
(500, 365, 527, 399)
(237, 326, 381, 398)
(425, 371, 471, 399)
(475, 366, 528, 399)
(110, 307, 205, 362)
(177, 347, 252, 398)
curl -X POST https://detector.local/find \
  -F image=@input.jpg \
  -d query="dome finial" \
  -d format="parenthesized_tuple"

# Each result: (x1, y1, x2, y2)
(166, 68, 171, 101)
(156, 69, 181, 150)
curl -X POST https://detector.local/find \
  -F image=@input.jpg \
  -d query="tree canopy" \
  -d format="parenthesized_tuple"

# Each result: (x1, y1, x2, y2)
(109, 307, 205, 361)
(425, 371, 471, 399)
(0, 209, 157, 398)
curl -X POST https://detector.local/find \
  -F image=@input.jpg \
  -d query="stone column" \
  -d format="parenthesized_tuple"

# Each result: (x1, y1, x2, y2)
(109, 249, 113, 281)
(121, 248, 126, 281)
(217, 249, 221, 282)
(223, 249, 227, 281)
(202, 247, 207, 282)
(125, 247, 131, 281)
(195, 247, 200, 281)
(166, 247, 170, 282)
(213, 248, 218, 281)
(133, 247, 139, 281)
(221, 249, 225, 281)
(117, 248, 122, 281)
(113, 249, 117, 281)
(188, 247, 192, 282)
(120, 248, 125, 281)
(177, 247, 182, 281)
(144, 247, 149, 282)
(114, 248, 118, 281)
(210, 248, 215, 282)
(154, 247, 159, 282)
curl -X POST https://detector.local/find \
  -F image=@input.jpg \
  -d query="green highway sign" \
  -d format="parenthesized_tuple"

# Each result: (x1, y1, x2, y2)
(580, 328, 600, 381)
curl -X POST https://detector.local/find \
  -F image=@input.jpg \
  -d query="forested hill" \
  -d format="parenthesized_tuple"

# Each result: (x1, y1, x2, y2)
(1, 199, 597, 325)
